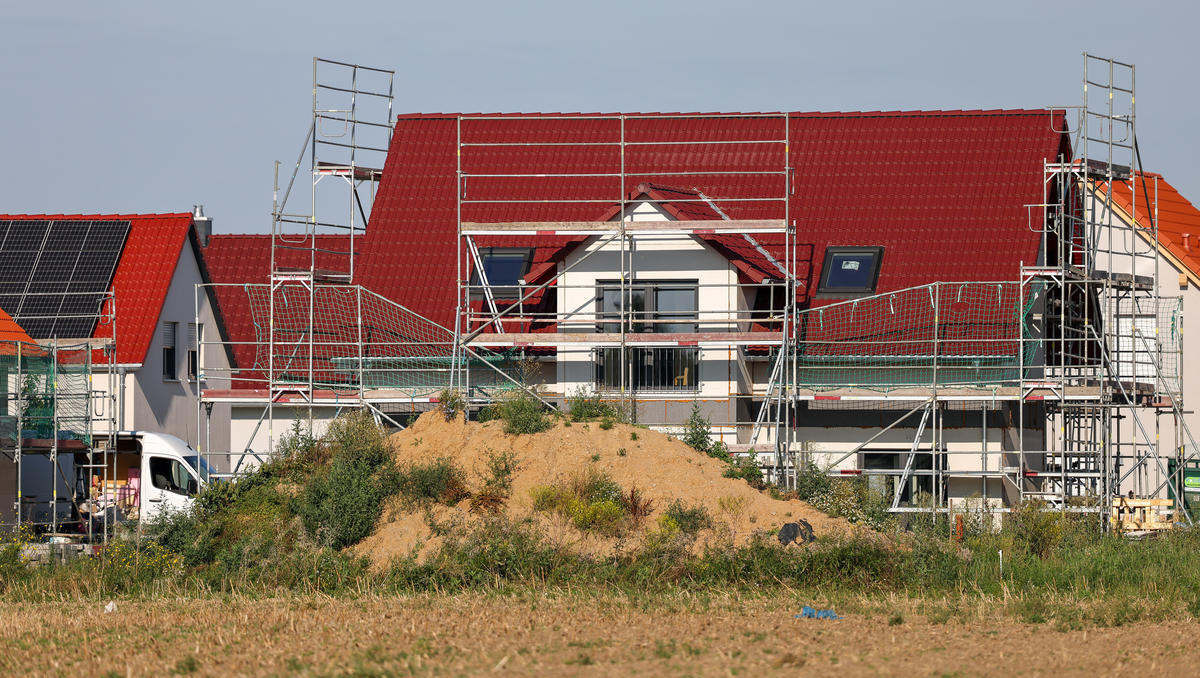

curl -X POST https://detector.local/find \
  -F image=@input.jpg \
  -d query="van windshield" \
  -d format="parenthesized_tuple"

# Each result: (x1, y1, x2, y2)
(183, 455, 214, 483)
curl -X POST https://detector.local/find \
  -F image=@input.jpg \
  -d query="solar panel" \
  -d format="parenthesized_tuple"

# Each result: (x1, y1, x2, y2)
(0, 219, 131, 338)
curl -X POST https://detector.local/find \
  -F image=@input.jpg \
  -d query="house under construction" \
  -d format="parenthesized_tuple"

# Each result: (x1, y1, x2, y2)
(197, 55, 1197, 524)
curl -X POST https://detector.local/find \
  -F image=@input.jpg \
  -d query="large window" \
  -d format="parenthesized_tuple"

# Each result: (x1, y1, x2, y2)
(817, 247, 883, 296)
(596, 280, 697, 333)
(594, 280, 699, 391)
(595, 347, 699, 392)
(470, 248, 533, 299)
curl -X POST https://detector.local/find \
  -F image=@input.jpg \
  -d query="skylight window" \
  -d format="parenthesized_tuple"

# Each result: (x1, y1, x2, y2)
(817, 247, 883, 296)
(470, 248, 533, 299)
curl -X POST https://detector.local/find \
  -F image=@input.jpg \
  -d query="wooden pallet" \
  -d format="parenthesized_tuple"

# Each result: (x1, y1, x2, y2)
(1110, 497, 1175, 534)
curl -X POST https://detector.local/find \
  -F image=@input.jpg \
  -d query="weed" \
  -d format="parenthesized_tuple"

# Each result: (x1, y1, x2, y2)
(494, 390, 552, 435)
(591, 453, 601, 462)
(395, 458, 470, 507)
(663, 500, 712, 536)
(599, 418, 614, 430)
(436, 388, 465, 421)
(630, 431, 638, 441)
(887, 612, 904, 626)
(617, 447, 627, 457)
(621, 486, 655, 525)
(566, 386, 624, 422)
(654, 639, 677, 659)
(173, 656, 199, 675)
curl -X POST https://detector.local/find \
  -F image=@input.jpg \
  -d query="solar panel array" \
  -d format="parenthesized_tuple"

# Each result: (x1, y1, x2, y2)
(0, 219, 131, 338)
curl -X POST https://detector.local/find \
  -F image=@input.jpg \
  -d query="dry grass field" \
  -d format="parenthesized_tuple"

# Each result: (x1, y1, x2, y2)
(2, 593, 1197, 677)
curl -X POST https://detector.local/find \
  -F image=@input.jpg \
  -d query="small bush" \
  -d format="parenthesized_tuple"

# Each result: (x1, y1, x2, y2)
(437, 388, 465, 421)
(723, 454, 764, 490)
(1008, 500, 1064, 559)
(664, 499, 712, 536)
(396, 458, 470, 506)
(469, 450, 522, 514)
(793, 461, 833, 501)
(569, 468, 623, 505)
(599, 418, 614, 431)
(566, 387, 623, 422)
(681, 402, 714, 454)
(569, 499, 626, 534)
(621, 486, 655, 524)
(495, 390, 552, 435)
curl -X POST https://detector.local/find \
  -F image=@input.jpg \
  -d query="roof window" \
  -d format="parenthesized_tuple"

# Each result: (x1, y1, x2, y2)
(817, 247, 883, 297)
(470, 248, 533, 299)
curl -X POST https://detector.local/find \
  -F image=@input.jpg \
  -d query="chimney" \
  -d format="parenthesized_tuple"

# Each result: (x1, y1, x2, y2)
(192, 204, 212, 247)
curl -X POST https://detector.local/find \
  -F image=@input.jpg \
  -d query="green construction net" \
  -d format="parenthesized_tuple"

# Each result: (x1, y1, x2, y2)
(243, 283, 521, 398)
(793, 282, 1042, 390)
(0, 342, 95, 444)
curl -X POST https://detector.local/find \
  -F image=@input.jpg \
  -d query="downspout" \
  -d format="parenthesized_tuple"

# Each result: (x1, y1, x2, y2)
(117, 367, 126, 430)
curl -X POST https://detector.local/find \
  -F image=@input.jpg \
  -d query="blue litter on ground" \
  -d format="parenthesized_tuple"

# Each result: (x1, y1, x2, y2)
(795, 606, 841, 620)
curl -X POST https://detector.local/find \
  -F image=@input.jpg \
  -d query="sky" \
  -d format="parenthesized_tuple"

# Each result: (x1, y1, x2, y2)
(2, 1, 1198, 234)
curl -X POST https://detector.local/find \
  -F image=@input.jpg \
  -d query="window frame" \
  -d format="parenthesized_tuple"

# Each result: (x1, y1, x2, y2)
(161, 321, 178, 381)
(816, 246, 884, 298)
(187, 322, 201, 381)
(594, 279, 699, 334)
(469, 247, 535, 300)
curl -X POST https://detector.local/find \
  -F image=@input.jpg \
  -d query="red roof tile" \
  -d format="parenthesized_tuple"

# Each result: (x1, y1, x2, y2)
(0, 307, 34, 346)
(360, 110, 1071, 329)
(202, 234, 355, 382)
(0, 213, 194, 364)
(1099, 172, 1200, 281)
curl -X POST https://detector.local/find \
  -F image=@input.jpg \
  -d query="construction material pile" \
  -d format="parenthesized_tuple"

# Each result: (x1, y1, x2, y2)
(353, 411, 856, 567)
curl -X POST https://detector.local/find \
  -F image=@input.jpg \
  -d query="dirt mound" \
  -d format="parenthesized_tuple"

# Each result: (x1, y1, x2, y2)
(353, 411, 858, 567)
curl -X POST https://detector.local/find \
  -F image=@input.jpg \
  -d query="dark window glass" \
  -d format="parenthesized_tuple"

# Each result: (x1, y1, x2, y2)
(149, 457, 196, 495)
(594, 347, 699, 391)
(818, 247, 883, 295)
(596, 281, 695, 333)
(470, 249, 533, 299)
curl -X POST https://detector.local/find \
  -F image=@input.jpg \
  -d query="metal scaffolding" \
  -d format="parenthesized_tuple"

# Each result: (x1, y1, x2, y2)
(199, 54, 1191, 526)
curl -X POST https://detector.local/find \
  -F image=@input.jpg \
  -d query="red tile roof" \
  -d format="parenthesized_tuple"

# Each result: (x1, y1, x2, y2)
(0, 307, 34, 346)
(360, 110, 1071, 330)
(0, 213, 194, 365)
(1099, 172, 1200, 282)
(202, 234, 354, 381)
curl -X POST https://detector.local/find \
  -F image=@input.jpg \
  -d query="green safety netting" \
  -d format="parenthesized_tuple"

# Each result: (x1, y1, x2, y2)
(0, 342, 95, 444)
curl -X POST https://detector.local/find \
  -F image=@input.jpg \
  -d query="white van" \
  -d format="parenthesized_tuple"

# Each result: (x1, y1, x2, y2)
(76, 431, 212, 524)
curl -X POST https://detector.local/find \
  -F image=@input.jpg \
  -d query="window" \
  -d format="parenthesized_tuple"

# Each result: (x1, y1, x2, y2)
(187, 323, 202, 380)
(149, 456, 197, 496)
(817, 247, 883, 296)
(595, 347, 699, 392)
(161, 322, 177, 380)
(596, 281, 698, 333)
(470, 248, 533, 299)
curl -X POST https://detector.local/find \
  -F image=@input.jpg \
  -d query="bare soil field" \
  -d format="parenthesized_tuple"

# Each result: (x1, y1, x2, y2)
(2, 594, 1196, 677)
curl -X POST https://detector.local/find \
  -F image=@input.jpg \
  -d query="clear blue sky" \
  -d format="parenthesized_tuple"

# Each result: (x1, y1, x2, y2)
(2, 1, 1196, 233)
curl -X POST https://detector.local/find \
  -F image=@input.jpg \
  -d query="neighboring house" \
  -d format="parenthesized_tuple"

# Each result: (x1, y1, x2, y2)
(1089, 173, 1199, 495)
(0, 213, 232, 468)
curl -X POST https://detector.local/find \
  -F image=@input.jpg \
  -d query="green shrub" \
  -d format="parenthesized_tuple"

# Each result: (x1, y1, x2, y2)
(723, 454, 764, 490)
(396, 458, 470, 506)
(663, 500, 712, 536)
(793, 461, 833, 501)
(437, 388, 465, 421)
(681, 402, 714, 454)
(293, 413, 401, 549)
(495, 390, 552, 435)
(1007, 500, 1064, 559)
(569, 468, 622, 505)
(566, 387, 623, 422)
(569, 499, 626, 534)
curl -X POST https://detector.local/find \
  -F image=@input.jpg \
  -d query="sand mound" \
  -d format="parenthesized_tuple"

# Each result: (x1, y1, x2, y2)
(353, 411, 858, 567)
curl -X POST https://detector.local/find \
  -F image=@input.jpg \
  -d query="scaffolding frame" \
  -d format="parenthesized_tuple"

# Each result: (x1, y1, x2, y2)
(199, 55, 1192, 526)
(1, 296, 118, 541)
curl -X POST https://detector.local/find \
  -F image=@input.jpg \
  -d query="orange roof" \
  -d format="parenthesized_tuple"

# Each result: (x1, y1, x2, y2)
(1101, 173, 1200, 282)
(0, 306, 33, 345)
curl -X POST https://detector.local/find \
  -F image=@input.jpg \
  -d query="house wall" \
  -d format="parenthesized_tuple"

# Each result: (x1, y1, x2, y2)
(92, 241, 233, 470)
(555, 201, 746, 441)
(1088, 192, 1197, 499)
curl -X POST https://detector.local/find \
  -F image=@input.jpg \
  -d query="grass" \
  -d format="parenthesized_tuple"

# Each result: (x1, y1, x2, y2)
(6, 411, 1200, 636)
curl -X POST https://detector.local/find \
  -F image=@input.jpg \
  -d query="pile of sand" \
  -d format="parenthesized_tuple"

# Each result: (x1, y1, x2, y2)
(353, 411, 858, 567)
